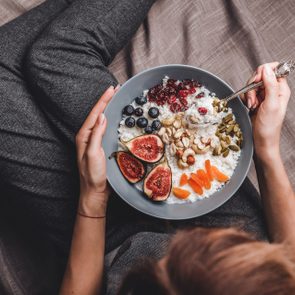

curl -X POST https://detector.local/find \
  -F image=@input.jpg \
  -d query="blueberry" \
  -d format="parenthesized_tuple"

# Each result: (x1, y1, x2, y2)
(123, 105, 134, 116)
(148, 107, 159, 118)
(125, 117, 135, 128)
(134, 107, 143, 117)
(135, 95, 147, 105)
(151, 120, 161, 131)
(144, 126, 153, 134)
(136, 117, 148, 128)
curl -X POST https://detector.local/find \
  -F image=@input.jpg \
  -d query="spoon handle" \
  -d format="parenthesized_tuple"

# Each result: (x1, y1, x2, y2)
(223, 60, 295, 103)
(224, 81, 263, 102)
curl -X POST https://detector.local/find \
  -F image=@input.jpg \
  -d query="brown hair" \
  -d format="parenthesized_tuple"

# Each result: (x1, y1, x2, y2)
(117, 227, 295, 295)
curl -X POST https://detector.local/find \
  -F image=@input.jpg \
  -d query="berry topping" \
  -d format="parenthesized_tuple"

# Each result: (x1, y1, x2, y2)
(196, 92, 205, 98)
(125, 117, 135, 128)
(136, 117, 148, 128)
(148, 107, 160, 118)
(151, 120, 162, 131)
(134, 107, 144, 117)
(123, 105, 134, 116)
(135, 95, 147, 105)
(198, 107, 208, 115)
(147, 78, 201, 113)
(144, 126, 153, 134)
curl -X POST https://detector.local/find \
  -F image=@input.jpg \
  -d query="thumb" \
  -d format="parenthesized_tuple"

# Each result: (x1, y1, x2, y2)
(262, 64, 279, 103)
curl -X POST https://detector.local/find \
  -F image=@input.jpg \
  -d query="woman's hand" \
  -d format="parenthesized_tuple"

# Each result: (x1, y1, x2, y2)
(244, 62, 291, 162)
(76, 86, 117, 216)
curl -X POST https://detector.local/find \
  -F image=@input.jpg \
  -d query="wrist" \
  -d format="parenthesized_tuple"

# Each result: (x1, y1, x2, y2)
(254, 145, 281, 166)
(78, 192, 109, 217)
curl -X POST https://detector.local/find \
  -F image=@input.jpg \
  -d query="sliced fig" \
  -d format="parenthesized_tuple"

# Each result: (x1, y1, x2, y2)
(111, 151, 146, 184)
(143, 161, 172, 201)
(124, 134, 164, 164)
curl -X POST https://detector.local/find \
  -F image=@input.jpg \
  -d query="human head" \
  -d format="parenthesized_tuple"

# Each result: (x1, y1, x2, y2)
(118, 227, 295, 295)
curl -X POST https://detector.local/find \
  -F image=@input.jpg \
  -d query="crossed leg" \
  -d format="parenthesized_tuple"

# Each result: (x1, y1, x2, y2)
(0, 0, 156, 256)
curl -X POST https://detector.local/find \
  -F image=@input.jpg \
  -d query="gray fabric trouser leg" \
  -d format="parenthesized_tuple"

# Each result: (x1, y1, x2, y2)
(0, 0, 156, 256)
(0, 2, 73, 294)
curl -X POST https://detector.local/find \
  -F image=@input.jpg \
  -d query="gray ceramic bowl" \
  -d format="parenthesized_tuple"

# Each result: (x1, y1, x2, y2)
(103, 64, 253, 220)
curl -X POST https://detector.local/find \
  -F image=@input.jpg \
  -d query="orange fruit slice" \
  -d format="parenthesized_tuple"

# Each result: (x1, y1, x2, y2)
(188, 178, 203, 195)
(211, 166, 229, 182)
(179, 173, 188, 186)
(205, 159, 213, 181)
(190, 173, 204, 187)
(196, 169, 211, 190)
(172, 187, 191, 199)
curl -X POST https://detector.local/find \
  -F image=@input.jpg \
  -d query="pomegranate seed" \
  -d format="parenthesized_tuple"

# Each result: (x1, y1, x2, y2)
(196, 92, 205, 98)
(179, 90, 189, 97)
(198, 107, 208, 115)
(189, 88, 196, 94)
(167, 95, 177, 104)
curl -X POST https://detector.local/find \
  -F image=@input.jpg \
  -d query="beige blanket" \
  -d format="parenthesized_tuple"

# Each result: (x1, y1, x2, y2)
(1, 0, 294, 190)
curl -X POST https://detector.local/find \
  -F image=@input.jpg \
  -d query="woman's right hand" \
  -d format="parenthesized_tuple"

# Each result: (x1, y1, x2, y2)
(244, 62, 291, 162)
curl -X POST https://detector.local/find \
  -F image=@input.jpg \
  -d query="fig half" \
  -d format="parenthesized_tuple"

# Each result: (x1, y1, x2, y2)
(110, 151, 146, 184)
(124, 134, 164, 164)
(143, 161, 172, 201)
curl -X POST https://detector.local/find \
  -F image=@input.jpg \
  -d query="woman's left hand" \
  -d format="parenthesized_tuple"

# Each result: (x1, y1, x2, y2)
(76, 86, 117, 216)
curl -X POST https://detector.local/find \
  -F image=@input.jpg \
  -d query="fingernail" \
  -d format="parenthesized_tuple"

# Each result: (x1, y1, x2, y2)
(115, 84, 121, 91)
(100, 113, 105, 125)
(247, 99, 252, 109)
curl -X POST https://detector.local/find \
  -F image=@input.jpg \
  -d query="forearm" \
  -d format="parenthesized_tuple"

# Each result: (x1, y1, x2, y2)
(255, 149, 295, 246)
(60, 195, 107, 295)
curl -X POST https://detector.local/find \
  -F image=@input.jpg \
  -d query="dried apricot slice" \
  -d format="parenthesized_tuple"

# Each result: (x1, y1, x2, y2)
(205, 159, 213, 181)
(172, 187, 191, 199)
(190, 173, 204, 187)
(188, 178, 203, 195)
(196, 169, 211, 190)
(211, 166, 229, 182)
(179, 173, 188, 186)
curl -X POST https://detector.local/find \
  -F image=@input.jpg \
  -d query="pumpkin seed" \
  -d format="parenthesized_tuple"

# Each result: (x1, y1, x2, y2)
(233, 125, 239, 133)
(223, 149, 229, 157)
(219, 126, 226, 133)
(229, 144, 240, 152)
(226, 125, 234, 134)
(225, 136, 231, 144)
(221, 140, 228, 149)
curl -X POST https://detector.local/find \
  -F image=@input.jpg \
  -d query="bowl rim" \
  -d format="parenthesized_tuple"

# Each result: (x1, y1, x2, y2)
(104, 64, 253, 220)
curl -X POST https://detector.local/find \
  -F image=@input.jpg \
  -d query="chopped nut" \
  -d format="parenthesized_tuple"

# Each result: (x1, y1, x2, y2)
(158, 127, 166, 137)
(175, 149, 184, 158)
(187, 155, 195, 166)
(175, 140, 184, 148)
(162, 116, 175, 126)
(173, 119, 182, 129)
(182, 148, 195, 162)
(177, 159, 189, 169)
(182, 137, 190, 148)
(174, 129, 183, 139)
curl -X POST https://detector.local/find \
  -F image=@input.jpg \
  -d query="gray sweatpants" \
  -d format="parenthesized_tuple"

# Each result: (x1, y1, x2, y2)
(0, 0, 156, 253)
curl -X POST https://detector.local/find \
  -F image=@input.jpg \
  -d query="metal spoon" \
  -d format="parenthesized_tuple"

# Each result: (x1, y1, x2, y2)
(223, 60, 295, 103)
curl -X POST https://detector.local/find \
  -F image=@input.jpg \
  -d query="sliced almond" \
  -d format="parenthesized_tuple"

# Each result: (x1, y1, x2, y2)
(158, 127, 166, 137)
(162, 116, 175, 126)
(182, 137, 190, 148)
(173, 119, 182, 129)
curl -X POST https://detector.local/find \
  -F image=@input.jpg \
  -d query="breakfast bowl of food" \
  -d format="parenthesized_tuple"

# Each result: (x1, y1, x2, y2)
(103, 64, 253, 219)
